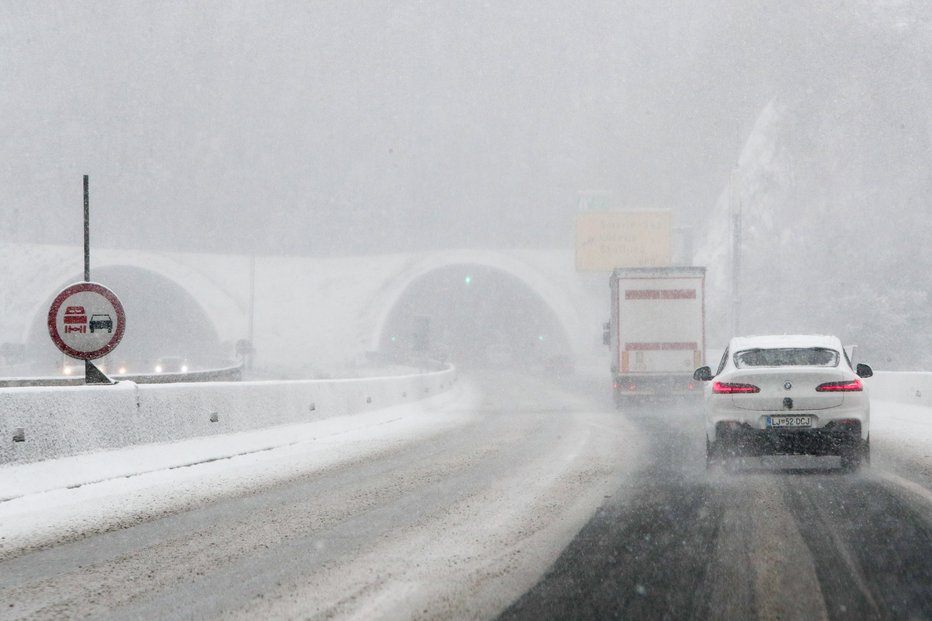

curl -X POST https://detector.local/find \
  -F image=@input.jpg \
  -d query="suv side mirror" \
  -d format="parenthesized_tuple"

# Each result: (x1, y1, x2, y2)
(856, 363, 873, 378)
(693, 366, 713, 382)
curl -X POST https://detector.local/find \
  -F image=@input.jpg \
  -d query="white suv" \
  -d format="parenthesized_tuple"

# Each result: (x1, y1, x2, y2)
(693, 335, 872, 471)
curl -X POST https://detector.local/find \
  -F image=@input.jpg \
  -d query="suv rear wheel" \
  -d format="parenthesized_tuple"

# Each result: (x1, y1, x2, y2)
(706, 437, 725, 469)
(840, 438, 870, 472)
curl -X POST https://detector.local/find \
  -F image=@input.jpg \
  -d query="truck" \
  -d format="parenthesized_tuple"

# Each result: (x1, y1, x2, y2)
(606, 266, 706, 405)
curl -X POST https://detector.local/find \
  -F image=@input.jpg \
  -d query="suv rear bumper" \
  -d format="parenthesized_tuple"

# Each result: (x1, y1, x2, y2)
(713, 420, 863, 456)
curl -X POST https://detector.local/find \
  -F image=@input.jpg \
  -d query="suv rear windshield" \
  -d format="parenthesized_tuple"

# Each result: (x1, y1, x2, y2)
(734, 347, 839, 369)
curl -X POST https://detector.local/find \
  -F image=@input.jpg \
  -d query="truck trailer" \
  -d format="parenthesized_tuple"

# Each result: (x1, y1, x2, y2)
(607, 266, 706, 404)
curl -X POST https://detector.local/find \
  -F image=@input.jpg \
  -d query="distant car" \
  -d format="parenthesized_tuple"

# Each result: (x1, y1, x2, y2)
(154, 356, 189, 374)
(61, 359, 83, 376)
(89, 313, 113, 333)
(694, 335, 872, 471)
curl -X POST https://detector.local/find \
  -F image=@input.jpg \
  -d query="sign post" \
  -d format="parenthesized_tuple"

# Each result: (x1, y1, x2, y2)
(46, 176, 127, 384)
(84, 174, 90, 282)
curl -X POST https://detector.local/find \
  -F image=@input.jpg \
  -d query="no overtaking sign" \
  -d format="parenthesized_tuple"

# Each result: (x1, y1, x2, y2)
(48, 282, 126, 360)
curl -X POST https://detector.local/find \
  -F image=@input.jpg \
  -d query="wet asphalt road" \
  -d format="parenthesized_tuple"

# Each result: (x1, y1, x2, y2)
(500, 396, 932, 621)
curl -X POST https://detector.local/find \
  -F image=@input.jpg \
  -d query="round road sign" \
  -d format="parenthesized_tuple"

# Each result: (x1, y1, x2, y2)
(47, 282, 126, 360)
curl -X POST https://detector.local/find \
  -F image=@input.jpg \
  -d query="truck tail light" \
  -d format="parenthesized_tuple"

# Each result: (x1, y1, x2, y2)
(816, 379, 863, 392)
(713, 381, 760, 394)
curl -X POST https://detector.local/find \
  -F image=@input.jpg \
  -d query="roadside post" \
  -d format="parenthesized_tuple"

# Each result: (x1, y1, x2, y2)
(45, 176, 126, 384)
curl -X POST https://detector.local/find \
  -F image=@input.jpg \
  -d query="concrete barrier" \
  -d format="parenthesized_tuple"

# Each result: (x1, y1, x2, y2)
(866, 371, 932, 408)
(1, 368, 924, 467)
(0, 366, 456, 466)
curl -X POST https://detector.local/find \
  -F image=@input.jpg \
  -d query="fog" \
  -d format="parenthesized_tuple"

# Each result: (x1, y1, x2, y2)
(2, 1, 931, 368)
(6, 5, 932, 615)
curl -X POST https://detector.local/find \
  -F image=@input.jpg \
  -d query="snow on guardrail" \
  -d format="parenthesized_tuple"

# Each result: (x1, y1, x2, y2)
(0, 366, 456, 466)
(0, 368, 924, 467)
(0, 363, 244, 388)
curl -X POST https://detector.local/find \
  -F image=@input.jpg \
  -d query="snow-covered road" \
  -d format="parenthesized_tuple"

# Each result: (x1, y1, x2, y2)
(0, 372, 643, 619)
(3, 375, 932, 620)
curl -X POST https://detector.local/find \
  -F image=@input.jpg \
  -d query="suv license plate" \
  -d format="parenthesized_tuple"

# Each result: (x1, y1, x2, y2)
(767, 415, 812, 428)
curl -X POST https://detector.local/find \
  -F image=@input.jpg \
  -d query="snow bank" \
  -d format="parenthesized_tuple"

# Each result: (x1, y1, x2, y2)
(0, 386, 476, 555)
(0, 367, 456, 466)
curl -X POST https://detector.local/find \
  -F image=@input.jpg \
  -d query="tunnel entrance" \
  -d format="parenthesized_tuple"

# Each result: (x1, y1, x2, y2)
(26, 266, 225, 375)
(379, 265, 573, 374)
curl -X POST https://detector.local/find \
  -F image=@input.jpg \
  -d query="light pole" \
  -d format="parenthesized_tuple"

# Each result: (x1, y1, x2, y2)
(731, 170, 742, 337)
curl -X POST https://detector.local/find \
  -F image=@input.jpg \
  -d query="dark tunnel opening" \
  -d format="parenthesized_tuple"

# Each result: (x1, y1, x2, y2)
(379, 265, 574, 375)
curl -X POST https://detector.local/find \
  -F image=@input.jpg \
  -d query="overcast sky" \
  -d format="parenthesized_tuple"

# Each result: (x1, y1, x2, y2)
(1, 1, 928, 257)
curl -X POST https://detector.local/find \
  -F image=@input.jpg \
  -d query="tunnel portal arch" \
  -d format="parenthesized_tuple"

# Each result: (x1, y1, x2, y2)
(371, 252, 585, 372)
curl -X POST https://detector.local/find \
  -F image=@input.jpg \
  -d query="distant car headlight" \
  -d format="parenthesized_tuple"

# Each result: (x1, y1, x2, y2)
(181, 365, 189, 373)
(155, 365, 163, 373)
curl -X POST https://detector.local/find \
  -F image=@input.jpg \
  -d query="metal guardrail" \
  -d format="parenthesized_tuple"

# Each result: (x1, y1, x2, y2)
(0, 363, 244, 388)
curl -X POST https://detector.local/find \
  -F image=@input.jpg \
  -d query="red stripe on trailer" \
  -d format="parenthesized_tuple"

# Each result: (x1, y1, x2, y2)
(625, 342, 698, 351)
(625, 289, 697, 300)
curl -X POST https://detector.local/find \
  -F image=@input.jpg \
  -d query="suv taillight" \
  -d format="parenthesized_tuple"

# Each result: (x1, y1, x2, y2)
(713, 381, 760, 394)
(816, 379, 863, 392)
